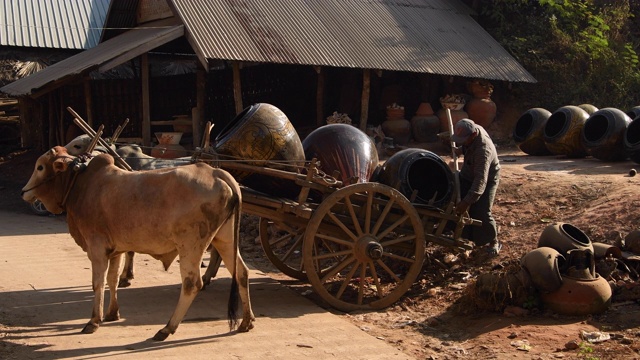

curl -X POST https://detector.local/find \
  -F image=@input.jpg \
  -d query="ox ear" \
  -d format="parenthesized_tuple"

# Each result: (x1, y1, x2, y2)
(52, 156, 69, 174)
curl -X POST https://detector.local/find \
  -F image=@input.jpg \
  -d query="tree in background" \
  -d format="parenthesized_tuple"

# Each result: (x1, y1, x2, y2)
(468, 0, 640, 111)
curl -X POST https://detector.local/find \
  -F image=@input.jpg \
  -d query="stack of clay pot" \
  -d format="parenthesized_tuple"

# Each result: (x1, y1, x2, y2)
(381, 103, 412, 145)
(410, 102, 440, 143)
(465, 80, 497, 128)
(436, 94, 468, 133)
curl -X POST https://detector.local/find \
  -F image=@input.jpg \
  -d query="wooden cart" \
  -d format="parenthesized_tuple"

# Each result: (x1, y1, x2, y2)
(72, 112, 479, 313)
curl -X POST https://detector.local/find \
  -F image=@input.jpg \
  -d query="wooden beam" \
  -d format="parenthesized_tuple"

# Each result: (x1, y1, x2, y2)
(194, 67, 206, 147)
(315, 66, 324, 127)
(83, 77, 94, 127)
(232, 61, 243, 114)
(359, 69, 371, 131)
(141, 53, 151, 147)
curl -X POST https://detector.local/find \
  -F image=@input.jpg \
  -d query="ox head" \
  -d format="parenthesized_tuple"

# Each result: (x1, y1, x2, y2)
(21, 146, 75, 214)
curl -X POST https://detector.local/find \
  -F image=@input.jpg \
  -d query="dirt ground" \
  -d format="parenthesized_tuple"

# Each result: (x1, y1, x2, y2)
(1, 143, 640, 359)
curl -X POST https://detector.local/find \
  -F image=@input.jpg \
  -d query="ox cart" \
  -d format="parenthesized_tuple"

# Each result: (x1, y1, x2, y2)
(70, 109, 479, 313)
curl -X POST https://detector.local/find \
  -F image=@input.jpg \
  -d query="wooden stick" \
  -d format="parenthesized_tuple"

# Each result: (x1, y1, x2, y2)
(112, 118, 129, 143)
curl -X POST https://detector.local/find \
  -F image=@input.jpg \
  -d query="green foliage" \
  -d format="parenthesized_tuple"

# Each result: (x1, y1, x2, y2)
(475, 0, 640, 111)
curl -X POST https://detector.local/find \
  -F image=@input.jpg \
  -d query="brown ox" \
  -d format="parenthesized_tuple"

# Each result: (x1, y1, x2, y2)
(21, 146, 255, 341)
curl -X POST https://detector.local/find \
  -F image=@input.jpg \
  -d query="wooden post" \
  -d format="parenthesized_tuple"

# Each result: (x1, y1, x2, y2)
(232, 61, 243, 114)
(359, 69, 371, 131)
(48, 93, 56, 147)
(314, 66, 324, 127)
(194, 67, 206, 147)
(83, 77, 94, 127)
(141, 54, 151, 147)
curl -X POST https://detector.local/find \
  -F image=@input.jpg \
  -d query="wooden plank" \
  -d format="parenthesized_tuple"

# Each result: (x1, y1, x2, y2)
(141, 54, 151, 147)
(83, 77, 93, 127)
(359, 69, 371, 131)
(315, 66, 324, 127)
(194, 67, 206, 147)
(232, 61, 243, 114)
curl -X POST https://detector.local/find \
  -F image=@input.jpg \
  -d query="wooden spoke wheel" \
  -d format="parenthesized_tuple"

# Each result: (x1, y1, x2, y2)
(303, 183, 425, 312)
(259, 218, 307, 280)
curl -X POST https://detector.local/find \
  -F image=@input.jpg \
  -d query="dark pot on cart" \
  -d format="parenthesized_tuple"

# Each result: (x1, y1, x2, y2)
(214, 103, 305, 198)
(512, 108, 552, 156)
(581, 108, 631, 161)
(543, 105, 589, 158)
(377, 148, 453, 208)
(302, 123, 379, 185)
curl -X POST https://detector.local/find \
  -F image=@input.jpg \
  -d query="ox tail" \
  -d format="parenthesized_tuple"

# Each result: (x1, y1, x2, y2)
(227, 186, 241, 331)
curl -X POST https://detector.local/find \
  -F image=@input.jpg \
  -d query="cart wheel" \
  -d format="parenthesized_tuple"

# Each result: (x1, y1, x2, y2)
(303, 182, 425, 312)
(259, 218, 307, 280)
(30, 199, 50, 216)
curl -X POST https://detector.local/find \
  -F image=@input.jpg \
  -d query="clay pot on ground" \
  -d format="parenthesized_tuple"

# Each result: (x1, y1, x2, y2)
(151, 132, 187, 159)
(625, 106, 640, 121)
(537, 222, 594, 258)
(465, 98, 496, 128)
(436, 108, 468, 134)
(540, 274, 612, 315)
(376, 148, 454, 209)
(466, 80, 493, 99)
(624, 116, 640, 164)
(578, 104, 599, 115)
(381, 118, 412, 145)
(411, 114, 440, 142)
(386, 107, 405, 120)
(520, 247, 566, 293)
(512, 108, 553, 156)
(543, 105, 590, 158)
(415, 102, 434, 116)
(581, 108, 631, 161)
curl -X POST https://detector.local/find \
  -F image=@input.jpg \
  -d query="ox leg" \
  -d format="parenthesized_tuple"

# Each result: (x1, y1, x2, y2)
(104, 253, 124, 322)
(83, 252, 109, 334)
(202, 247, 222, 287)
(118, 251, 135, 288)
(153, 252, 204, 341)
(213, 225, 255, 333)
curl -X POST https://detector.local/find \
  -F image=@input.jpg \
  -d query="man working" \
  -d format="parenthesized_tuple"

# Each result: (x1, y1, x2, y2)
(451, 118, 501, 255)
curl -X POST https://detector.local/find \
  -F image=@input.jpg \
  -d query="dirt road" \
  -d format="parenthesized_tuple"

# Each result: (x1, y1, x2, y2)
(0, 210, 411, 360)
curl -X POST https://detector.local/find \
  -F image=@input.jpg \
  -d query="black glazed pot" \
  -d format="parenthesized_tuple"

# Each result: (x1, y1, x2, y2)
(543, 105, 590, 158)
(582, 108, 631, 161)
(513, 108, 553, 156)
(624, 116, 640, 164)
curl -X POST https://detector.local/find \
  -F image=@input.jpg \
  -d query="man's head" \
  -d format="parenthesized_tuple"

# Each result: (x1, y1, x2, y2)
(451, 118, 479, 145)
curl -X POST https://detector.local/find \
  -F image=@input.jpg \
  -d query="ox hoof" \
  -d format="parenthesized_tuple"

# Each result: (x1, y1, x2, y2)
(152, 330, 170, 341)
(82, 322, 100, 334)
(104, 312, 120, 322)
(237, 320, 254, 333)
(118, 278, 132, 288)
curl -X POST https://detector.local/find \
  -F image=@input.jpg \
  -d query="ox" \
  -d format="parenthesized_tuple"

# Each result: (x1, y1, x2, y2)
(21, 146, 255, 340)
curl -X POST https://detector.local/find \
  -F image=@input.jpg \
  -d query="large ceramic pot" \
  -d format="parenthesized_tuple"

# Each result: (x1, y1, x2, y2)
(465, 98, 496, 128)
(411, 114, 440, 142)
(625, 106, 640, 121)
(578, 104, 599, 115)
(540, 274, 612, 315)
(381, 118, 412, 145)
(537, 222, 593, 258)
(302, 123, 379, 186)
(543, 105, 590, 158)
(624, 116, 640, 164)
(151, 132, 187, 159)
(376, 148, 453, 208)
(512, 108, 552, 156)
(437, 108, 468, 134)
(581, 108, 631, 161)
(520, 247, 566, 293)
(214, 103, 305, 198)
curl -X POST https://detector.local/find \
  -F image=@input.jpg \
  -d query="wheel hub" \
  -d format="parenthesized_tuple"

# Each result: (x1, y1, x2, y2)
(355, 235, 384, 261)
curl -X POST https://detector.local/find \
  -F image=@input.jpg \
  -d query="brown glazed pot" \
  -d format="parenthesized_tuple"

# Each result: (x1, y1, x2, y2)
(543, 105, 590, 158)
(376, 148, 454, 208)
(520, 247, 566, 293)
(436, 108, 468, 134)
(214, 103, 305, 198)
(537, 222, 593, 258)
(624, 116, 640, 164)
(578, 104, 599, 115)
(512, 108, 553, 156)
(540, 274, 612, 315)
(302, 123, 379, 186)
(581, 108, 631, 161)
(465, 98, 496, 128)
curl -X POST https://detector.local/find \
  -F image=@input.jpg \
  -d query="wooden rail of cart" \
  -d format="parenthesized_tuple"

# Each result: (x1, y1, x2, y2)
(71, 112, 479, 313)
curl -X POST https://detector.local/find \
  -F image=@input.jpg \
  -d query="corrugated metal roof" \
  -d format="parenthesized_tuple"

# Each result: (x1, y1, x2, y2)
(170, 0, 535, 83)
(0, 0, 110, 49)
(0, 25, 184, 96)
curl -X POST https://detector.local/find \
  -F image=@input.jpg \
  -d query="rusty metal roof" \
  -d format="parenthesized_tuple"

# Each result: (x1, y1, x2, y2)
(170, 0, 535, 83)
(0, 0, 111, 50)
(0, 25, 184, 96)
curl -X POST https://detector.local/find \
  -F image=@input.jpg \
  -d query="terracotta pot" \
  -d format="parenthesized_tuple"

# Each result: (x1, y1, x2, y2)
(537, 222, 593, 258)
(582, 108, 631, 161)
(381, 118, 412, 145)
(302, 123, 378, 186)
(436, 109, 468, 134)
(543, 105, 590, 158)
(151, 132, 186, 158)
(411, 115, 440, 143)
(512, 108, 552, 156)
(416, 102, 434, 116)
(466, 81, 493, 99)
(465, 98, 496, 128)
(520, 247, 566, 293)
(624, 116, 640, 164)
(541, 274, 612, 315)
(214, 103, 305, 198)
(386, 107, 405, 120)
(376, 148, 454, 208)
